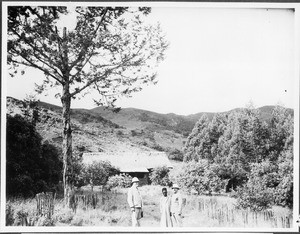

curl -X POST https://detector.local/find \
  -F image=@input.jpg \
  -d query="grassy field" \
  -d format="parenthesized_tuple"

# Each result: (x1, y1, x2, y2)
(183, 195, 293, 228)
(6, 185, 293, 228)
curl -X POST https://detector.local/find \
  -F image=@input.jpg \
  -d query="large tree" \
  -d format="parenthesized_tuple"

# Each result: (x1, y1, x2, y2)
(7, 6, 168, 203)
(183, 114, 210, 161)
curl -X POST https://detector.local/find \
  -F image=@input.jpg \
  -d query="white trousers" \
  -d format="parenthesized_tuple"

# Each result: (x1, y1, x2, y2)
(131, 208, 142, 227)
(171, 213, 182, 227)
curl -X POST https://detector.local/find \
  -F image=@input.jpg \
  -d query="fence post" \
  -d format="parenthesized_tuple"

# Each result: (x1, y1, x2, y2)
(35, 192, 55, 218)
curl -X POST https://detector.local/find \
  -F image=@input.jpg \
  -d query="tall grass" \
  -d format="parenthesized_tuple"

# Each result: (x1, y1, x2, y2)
(183, 195, 293, 228)
(6, 186, 293, 228)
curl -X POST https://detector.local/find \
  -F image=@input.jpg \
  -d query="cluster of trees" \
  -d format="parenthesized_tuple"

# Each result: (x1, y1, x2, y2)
(6, 114, 62, 197)
(183, 105, 293, 209)
(74, 161, 120, 191)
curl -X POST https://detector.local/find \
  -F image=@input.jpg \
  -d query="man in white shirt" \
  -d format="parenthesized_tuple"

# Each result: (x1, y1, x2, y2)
(170, 183, 183, 227)
(127, 177, 143, 227)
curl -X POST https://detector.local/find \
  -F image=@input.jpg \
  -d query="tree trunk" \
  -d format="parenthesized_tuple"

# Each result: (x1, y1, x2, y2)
(61, 82, 72, 206)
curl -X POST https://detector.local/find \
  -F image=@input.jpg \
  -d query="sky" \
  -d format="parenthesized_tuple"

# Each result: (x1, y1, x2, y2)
(5, 5, 297, 115)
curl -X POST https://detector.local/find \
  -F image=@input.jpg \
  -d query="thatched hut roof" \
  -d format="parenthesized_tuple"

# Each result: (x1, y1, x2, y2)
(82, 151, 173, 173)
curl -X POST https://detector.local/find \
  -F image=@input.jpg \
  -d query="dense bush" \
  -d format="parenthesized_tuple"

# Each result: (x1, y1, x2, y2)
(106, 173, 132, 190)
(6, 114, 62, 197)
(236, 182, 275, 212)
(149, 166, 172, 186)
(235, 161, 276, 211)
(177, 160, 223, 195)
(81, 160, 120, 190)
(151, 144, 165, 152)
(131, 130, 138, 137)
(167, 149, 184, 161)
(274, 150, 293, 208)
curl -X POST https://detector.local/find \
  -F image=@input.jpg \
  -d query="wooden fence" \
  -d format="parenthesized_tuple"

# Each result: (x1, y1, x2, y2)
(197, 198, 292, 228)
(70, 193, 99, 213)
(36, 192, 55, 218)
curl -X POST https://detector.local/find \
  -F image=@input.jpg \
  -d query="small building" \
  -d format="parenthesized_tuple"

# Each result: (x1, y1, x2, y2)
(82, 151, 173, 185)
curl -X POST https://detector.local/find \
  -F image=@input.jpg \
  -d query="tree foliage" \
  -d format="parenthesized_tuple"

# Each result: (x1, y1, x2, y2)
(6, 114, 62, 197)
(81, 160, 119, 191)
(167, 148, 184, 161)
(8, 6, 168, 104)
(106, 173, 132, 190)
(149, 166, 172, 186)
(183, 115, 210, 161)
(183, 105, 294, 208)
(177, 160, 223, 195)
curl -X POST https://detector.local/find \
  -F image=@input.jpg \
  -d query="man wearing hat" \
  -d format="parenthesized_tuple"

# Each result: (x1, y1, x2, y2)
(127, 177, 143, 227)
(170, 183, 183, 227)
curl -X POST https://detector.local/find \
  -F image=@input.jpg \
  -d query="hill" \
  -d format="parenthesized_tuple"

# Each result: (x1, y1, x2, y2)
(6, 97, 186, 159)
(91, 106, 195, 136)
(6, 96, 294, 158)
(186, 106, 293, 123)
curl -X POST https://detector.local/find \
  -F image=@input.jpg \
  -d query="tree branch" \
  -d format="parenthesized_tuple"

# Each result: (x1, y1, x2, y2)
(30, 49, 64, 79)
(33, 8, 62, 41)
(69, 8, 108, 71)
(10, 52, 63, 84)
(10, 27, 54, 66)
(55, 26, 65, 70)
(69, 51, 95, 82)
(69, 47, 149, 98)
(69, 69, 111, 98)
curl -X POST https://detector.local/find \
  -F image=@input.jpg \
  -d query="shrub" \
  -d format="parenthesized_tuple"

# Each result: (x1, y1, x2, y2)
(81, 160, 120, 191)
(167, 149, 184, 161)
(53, 208, 74, 224)
(131, 130, 137, 137)
(149, 166, 172, 186)
(36, 216, 54, 226)
(106, 174, 132, 190)
(274, 150, 293, 208)
(151, 144, 164, 151)
(6, 203, 14, 225)
(236, 161, 277, 211)
(176, 160, 223, 195)
(236, 182, 275, 211)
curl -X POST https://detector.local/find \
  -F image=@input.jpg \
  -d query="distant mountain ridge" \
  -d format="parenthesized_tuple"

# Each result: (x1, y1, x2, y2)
(91, 104, 293, 136)
(6, 96, 294, 156)
(7, 96, 294, 136)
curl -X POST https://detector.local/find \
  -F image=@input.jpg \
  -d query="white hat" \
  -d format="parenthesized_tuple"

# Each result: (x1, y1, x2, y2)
(172, 183, 179, 189)
(132, 177, 139, 183)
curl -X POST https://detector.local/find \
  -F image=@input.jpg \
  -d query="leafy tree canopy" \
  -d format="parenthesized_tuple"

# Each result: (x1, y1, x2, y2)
(8, 6, 168, 106)
(82, 160, 119, 191)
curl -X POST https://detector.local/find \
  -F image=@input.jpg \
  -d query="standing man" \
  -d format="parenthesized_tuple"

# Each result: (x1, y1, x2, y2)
(170, 183, 183, 227)
(160, 187, 173, 227)
(127, 177, 143, 227)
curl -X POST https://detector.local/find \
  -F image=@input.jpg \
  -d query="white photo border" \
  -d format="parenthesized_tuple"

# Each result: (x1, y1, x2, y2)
(1, 1, 299, 233)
